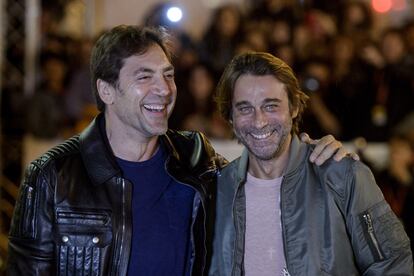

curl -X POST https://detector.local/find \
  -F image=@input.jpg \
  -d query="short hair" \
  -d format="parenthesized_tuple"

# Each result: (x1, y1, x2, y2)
(215, 52, 308, 134)
(90, 25, 172, 112)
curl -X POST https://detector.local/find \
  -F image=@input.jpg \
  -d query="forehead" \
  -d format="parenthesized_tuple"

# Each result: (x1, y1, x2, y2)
(233, 74, 287, 103)
(121, 44, 172, 71)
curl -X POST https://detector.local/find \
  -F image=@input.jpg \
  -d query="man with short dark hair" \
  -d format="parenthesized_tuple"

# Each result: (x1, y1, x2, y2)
(8, 26, 351, 276)
(209, 52, 413, 275)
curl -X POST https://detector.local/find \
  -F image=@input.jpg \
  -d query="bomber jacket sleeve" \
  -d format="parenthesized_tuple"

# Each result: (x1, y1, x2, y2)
(341, 160, 413, 275)
(7, 161, 55, 275)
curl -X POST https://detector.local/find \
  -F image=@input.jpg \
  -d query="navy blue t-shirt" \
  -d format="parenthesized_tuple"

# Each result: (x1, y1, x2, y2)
(116, 146, 195, 276)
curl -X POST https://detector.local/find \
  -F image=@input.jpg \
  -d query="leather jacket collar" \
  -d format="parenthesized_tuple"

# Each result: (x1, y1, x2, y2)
(78, 113, 219, 187)
(79, 113, 121, 186)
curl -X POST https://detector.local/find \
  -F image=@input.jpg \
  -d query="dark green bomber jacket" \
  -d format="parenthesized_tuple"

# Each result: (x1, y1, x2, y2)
(7, 113, 226, 276)
(209, 135, 413, 276)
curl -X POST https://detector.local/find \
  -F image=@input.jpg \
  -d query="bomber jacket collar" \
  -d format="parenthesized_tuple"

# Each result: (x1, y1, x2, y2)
(235, 134, 308, 184)
(79, 113, 186, 186)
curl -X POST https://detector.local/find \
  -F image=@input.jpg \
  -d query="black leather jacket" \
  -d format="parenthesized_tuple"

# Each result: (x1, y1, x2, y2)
(210, 135, 413, 275)
(8, 114, 224, 275)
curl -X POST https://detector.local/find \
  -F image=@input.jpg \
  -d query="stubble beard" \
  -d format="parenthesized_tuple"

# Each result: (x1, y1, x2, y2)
(234, 120, 292, 161)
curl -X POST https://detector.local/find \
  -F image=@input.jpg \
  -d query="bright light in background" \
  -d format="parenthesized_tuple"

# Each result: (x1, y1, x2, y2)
(372, 0, 393, 13)
(166, 7, 183, 23)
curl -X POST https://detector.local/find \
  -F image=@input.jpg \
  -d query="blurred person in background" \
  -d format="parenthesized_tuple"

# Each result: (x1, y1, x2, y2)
(64, 37, 98, 133)
(268, 18, 292, 50)
(181, 63, 232, 139)
(23, 51, 72, 169)
(240, 24, 269, 53)
(299, 58, 341, 138)
(248, 0, 301, 24)
(337, 1, 373, 40)
(198, 4, 243, 78)
(273, 43, 296, 68)
(326, 35, 377, 141)
(366, 27, 414, 141)
(26, 51, 69, 140)
(377, 133, 414, 252)
(291, 22, 314, 69)
(404, 20, 414, 60)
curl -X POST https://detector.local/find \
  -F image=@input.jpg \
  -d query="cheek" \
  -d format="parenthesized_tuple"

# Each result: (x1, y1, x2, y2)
(232, 117, 252, 133)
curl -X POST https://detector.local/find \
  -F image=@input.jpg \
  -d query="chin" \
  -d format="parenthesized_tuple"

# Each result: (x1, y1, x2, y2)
(252, 151, 278, 161)
(154, 126, 169, 136)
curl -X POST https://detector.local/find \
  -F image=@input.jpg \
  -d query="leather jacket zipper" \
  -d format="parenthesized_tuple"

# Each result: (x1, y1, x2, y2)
(362, 212, 384, 261)
(189, 194, 201, 274)
(23, 185, 35, 237)
(110, 178, 127, 275)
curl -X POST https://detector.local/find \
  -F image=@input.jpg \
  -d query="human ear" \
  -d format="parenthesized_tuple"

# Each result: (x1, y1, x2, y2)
(97, 79, 115, 105)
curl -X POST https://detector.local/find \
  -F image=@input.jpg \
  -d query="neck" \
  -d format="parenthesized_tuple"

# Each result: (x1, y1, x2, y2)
(248, 134, 292, 179)
(104, 113, 160, 162)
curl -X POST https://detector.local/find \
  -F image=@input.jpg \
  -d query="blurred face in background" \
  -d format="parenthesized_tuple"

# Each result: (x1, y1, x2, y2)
(389, 137, 413, 169)
(271, 20, 291, 46)
(217, 6, 240, 38)
(381, 31, 406, 64)
(44, 57, 67, 93)
(346, 3, 365, 27)
(188, 65, 214, 101)
(332, 36, 355, 64)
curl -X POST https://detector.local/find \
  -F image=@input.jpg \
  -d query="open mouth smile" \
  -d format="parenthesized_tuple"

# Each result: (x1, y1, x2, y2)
(143, 104, 166, 112)
(250, 131, 274, 140)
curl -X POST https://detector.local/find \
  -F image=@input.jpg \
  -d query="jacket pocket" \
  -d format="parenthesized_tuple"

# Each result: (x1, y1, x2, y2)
(359, 200, 410, 262)
(360, 211, 384, 261)
(56, 207, 111, 226)
(55, 209, 112, 275)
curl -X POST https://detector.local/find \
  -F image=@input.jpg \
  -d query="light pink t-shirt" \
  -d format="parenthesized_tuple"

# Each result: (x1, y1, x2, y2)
(244, 173, 289, 276)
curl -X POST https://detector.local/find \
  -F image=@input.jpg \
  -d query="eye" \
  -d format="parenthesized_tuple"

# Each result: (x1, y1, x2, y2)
(263, 104, 278, 112)
(238, 106, 253, 115)
(164, 71, 175, 80)
(137, 75, 151, 81)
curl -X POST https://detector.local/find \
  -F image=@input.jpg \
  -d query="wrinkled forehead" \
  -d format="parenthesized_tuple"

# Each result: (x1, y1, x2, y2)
(233, 74, 287, 102)
(121, 44, 173, 70)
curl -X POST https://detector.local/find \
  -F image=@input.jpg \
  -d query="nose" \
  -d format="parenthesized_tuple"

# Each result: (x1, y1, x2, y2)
(154, 75, 174, 97)
(254, 110, 268, 129)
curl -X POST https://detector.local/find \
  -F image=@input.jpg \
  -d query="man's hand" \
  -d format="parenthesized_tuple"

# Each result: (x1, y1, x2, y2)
(300, 133, 359, 165)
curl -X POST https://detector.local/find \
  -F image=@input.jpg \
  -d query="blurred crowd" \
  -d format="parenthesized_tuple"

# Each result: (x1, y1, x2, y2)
(1, 0, 414, 250)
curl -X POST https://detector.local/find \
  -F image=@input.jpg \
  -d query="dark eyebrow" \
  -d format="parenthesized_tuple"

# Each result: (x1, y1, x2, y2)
(263, 98, 281, 104)
(234, 101, 251, 108)
(133, 65, 174, 75)
(234, 98, 281, 108)
(163, 65, 175, 73)
(134, 68, 155, 75)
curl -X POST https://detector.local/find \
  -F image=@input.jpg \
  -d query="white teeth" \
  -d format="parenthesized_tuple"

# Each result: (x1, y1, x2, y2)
(144, 104, 165, 111)
(251, 132, 272, 139)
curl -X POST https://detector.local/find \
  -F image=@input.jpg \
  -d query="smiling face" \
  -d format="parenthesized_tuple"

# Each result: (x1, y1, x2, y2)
(100, 44, 176, 140)
(232, 74, 297, 161)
